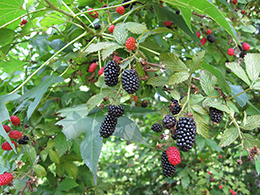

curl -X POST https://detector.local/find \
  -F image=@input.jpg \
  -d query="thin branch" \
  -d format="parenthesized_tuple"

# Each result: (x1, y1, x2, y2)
(192, 12, 213, 20)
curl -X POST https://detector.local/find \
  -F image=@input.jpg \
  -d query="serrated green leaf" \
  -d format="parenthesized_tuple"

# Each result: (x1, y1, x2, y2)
(243, 115, 260, 130)
(219, 128, 239, 147)
(170, 90, 180, 101)
(40, 149, 49, 162)
(63, 161, 78, 179)
(168, 72, 189, 85)
(189, 94, 205, 105)
(244, 53, 260, 83)
(0, 28, 15, 47)
(147, 76, 169, 86)
(243, 133, 260, 149)
(113, 23, 128, 45)
(125, 22, 147, 34)
(160, 53, 188, 72)
(253, 82, 260, 90)
(203, 98, 230, 113)
(135, 62, 145, 77)
(226, 62, 251, 86)
(181, 175, 190, 189)
(49, 150, 60, 164)
(30, 35, 50, 56)
(58, 178, 78, 191)
(102, 45, 122, 60)
(189, 51, 205, 73)
(193, 112, 209, 139)
(33, 164, 46, 177)
(23, 145, 37, 164)
(85, 42, 120, 54)
(230, 85, 249, 107)
(191, 105, 208, 116)
(200, 70, 217, 96)
(54, 133, 73, 157)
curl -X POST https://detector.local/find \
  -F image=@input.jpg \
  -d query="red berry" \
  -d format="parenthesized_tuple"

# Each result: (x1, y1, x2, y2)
(87, 8, 99, 18)
(116, 6, 125, 15)
(196, 31, 201, 38)
(206, 29, 211, 35)
(125, 37, 136, 50)
(219, 155, 222, 158)
(1, 141, 17, 151)
(219, 185, 223, 189)
(241, 10, 246, 14)
(200, 37, 207, 45)
(166, 146, 181, 165)
(108, 25, 115, 33)
(232, 0, 237, 5)
(98, 67, 104, 76)
(9, 130, 22, 139)
(207, 171, 211, 175)
(88, 63, 97, 73)
(113, 56, 121, 64)
(227, 48, 235, 56)
(229, 189, 234, 193)
(10, 116, 20, 126)
(164, 20, 172, 27)
(200, 158, 203, 162)
(232, 192, 236, 195)
(20, 19, 28, 25)
(242, 42, 250, 51)
(0, 172, 13, 186)
(2, 125, 11, 133)
(134, 95, 138, 102)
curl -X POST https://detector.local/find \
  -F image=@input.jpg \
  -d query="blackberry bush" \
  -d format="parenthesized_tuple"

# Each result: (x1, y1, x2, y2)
(107, 105, 124, 118)
(161, 150, 176, 177)
(99, 115, 118, 138)
(176, 117, 197, 152)
(162, 115, 176, 129)
(151, 123, 162, 133)
(121, 69, 139, 94)
(209, 107, 223, 123)
(104, 60, 120, 87)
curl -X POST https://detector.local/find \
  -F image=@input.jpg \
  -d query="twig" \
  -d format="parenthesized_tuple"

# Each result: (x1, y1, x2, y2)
(192, 12, 213, 20)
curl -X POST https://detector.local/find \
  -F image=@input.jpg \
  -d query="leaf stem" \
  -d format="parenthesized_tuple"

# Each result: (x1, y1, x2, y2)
(98, 38, 102, 69)
(227, 87, 251, 100)
(9, 32, 87, 95)
(139, 45, 160, 56)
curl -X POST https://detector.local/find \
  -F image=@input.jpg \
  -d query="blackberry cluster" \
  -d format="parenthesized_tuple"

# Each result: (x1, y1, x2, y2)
(162, 115, 176, 129)
(104, 60, 120, 87)
(207, 34, 216, 43)
(161, 150, 176, 177)
(99, 115, 118, 138)
(209, 107, 223, 123)
(170, 97, 182, 115)
(176, 117, 196, 152)
(151, 123, 162, 133)
(18, 135, 29, 145)
(121, 69, 139, 94)
(107, 105, 124, 118)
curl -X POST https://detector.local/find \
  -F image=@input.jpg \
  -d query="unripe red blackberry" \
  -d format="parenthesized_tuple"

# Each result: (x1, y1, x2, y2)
(162, 115, 176, 129)
(209, 107, 223, 123)
(151, 123, 162, 133)
(104, 60, 120, 87)
(161, 151, 176, 177)
(99, 115, 118, 138)
(121, 69, 140, 94)
(107, 105, 124, 118)
(176, 117, 196, 152)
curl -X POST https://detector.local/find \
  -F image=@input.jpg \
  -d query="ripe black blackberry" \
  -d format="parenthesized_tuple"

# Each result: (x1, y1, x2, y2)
(18, 135, 29, 145)
(170, 98, 182, 115)
(104, 60, 120, 87)
(176, 10, 180, 15)
(209, 107, 223, 123)
(141, 100, 148, 108)
(176, 117, 196, 152)
(207, 34, 216, 43)
(151, 123, 162, 133)
(162, 115, 176, 129)
(161, 150, 176, 177)
(171, 133, 177, 140)
(99, 114, 118, 138)
(239, 50, 247, 58)
(107, 105, 124, 118)
(121, 69, 139, 94)
(94, 23, 100, 30)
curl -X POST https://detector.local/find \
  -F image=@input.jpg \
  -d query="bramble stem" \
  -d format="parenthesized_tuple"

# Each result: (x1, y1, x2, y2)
(227, 87, 251, 100)
(139, 45, 160, 56)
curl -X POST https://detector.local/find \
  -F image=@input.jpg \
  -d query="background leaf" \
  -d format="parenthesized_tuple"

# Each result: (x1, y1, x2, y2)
(230, 85, 250, 107)
(226, 62, 251, 86)
(125, 22, 147, 34)
(160, 53, 188, 72)
(113, 23, 128, 45)
(219, 128, 239, 147)
(243, 115, 260, 130)
(168, 72, 189, 85)
(244, 53, 260, 83)
(200, 70, 217, 96)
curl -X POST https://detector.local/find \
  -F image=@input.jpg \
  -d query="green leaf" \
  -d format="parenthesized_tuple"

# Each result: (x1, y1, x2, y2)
(113, 23, 128, 45)
(135, 62, 146, 77)
(219, 128, 239, 147)
(87, 90, 112, 113)
(101, 44, 123, 60)
(201, 60, 231, 94)
(244, 53, 260, 83)
(193, 112, 209, 139)
(163, 0, 238, 43)
(0, 29, 15, 46)
(253, 82, 260, 90)
(58, 178, 78, 191)
(33, 164, 47, 177)
(238, 24, 257, 33)
(205, 139, 223, 152)
(114, 117, 148, 146)
(147, 76, 169, 86)
(181, 175, 190, 189)
(200, 70, 217, 96)
(54, 133, 73, 157)
(179, 7, 192, 31)
(40, 149, 49, 162)
(243, 133, 260, 149)
(191, 105, 208, 116)
(80, 111, 103, 186)
(230, 85, 249, 107)
(125, 22, 147, 34)
(255, 161, 260, 175)
(30, 35, 50, 56)
(23, 145, 37, 165)
(63, 161, 78, 179)
(49, 150, 60, 164)
(243, 115, 260, 130)
(168, 72, 190, 85)
(85, 42, 120, 54)
(226, 62, 251, 86)
(49, 39, 73, 52)
(160, 53, 188, 72)
(189, 51, 205, 73)
(203, 98, 230, 113)
(170, 90, 181, 101)
(16, 76, 63, 120)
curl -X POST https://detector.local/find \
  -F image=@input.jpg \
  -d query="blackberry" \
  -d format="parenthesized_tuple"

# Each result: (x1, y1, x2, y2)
(99, 115, 118, 138)
(151, 123, 162, 133)
(176, 117, 196, 152)
(107, 105, 124, 118)
(18, 135, 29, 145)
(141, 100, 148, 108)
(207, 34, 216, 43)
(170, 98, 182, 115)
(104, 60, 120, 87)
(121, 69, 139, 94)
(209, 107, 223, 123)
(94, 23, 101, 30)
(171, 133, 177, 140)
(162, 115, 176, 129)
(161, 150, 176, 177)
(176, 10, 180, 15)
(226, 69, 231, 74)
(239, 50, 247, 58)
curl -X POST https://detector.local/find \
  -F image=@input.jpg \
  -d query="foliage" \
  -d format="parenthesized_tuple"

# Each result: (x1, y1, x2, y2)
(0, 0, 260, 194)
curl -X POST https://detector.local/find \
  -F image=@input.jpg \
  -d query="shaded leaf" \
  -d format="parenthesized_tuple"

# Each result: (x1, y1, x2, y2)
(49, 150, 60, 164)
(243, 115, 260, 130)
(102, 44, 123, 60)
(255, 161, 260, 175)
(33, 164, 46, 177)
(168, 72, 189, 85)
(243, 133, 260, 149)
(203, 98, 230, 113)
(147, 76, 169, 86)
(58, 178, 78, 191)
(244, 53, 260, 83)
(125, 22, 147, 34)
(160, 53, 188, 72)
(205, 139, 223, 152)
(0, 28, 15, 46)
(193, 112, 209, 139)
(135, 62, 146, 77)
(253, 82, 260, 90)
(54, 133, 73, 157)
(191, 105, 208, 116)
(181, 175, 190, 189)
(85, 42, 120, 54)
(23, 145, 37, 165)
(113, 23, 128, 45)
(219, 128, 239, 147)
(200, 70, 217, 96)
(189, 51, 205, 73)
(226, 62, 251, 86)
(230, 85, 249, 107)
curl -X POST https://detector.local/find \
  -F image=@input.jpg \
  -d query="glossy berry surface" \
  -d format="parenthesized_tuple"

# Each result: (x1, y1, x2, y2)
(9, 130, 22, 139)
(98, 67, 104, 76)
(99, 115, 117, 138)
(170, 98, 182, 115)
(196, 31, 201, 38)
(200, 37, 207, 46)
(107, 105, 124, 118)
(88, 63, 97, 73)
(121, 69, 140, 94)
(104, 60, 120, 87)
(94, 23, 101, 30)
(207, 34, 216, 43)
(113, 56, 121, 64)
(209, 107, 223, 123)
(116, 6, 125, 15)
(18, 135, 29, 145)
(0, 172, 13, 186)
(162, 115, 176, 129)
(151, 123, 162, 133)
(166, 146, 181, 165)
(227, 48, 234, 56)
(125, 37, 136, 50)
(161, 151, 176, 177)
(232, 0, 237, 5)
(242, 42, 250, 51)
